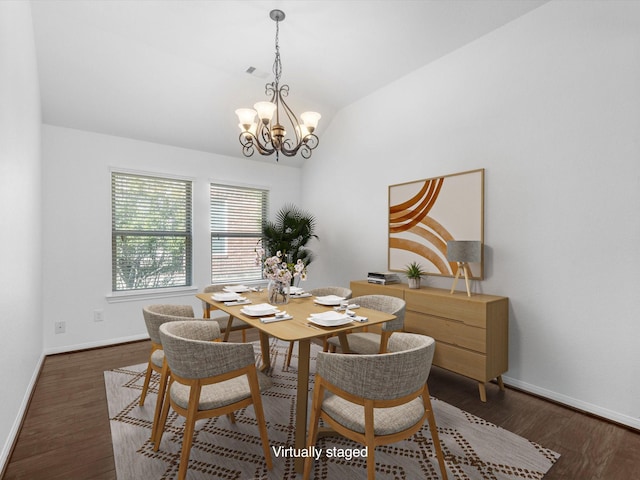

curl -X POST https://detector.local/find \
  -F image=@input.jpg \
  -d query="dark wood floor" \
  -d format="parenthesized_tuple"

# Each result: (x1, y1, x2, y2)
(3, 331, 640, 479)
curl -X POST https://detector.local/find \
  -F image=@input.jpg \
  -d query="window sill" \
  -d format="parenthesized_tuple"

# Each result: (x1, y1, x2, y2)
(106, 286, 199, 303)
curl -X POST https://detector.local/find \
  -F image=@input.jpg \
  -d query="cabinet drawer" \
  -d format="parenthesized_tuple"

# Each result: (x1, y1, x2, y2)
(405, 289, 501, 328)
(351, 281, 405, 299)
(405, 311, 486, 354)
(433, 342, 488, 382)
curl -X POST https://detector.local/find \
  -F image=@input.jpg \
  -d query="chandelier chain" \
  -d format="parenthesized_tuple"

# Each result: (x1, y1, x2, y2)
(273, 17, 282, 85)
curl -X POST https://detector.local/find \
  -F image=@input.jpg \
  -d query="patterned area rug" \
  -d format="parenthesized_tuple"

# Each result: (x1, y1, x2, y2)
(104, 339, 559, 479)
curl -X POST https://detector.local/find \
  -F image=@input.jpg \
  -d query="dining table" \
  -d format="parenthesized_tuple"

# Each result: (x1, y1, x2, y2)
(196, 288, 396, 473)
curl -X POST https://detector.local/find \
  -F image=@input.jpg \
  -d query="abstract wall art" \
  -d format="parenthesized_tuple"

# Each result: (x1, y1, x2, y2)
(388, 168, 484, 279)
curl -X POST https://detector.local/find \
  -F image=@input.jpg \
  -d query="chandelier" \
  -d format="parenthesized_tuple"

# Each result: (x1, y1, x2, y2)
(235, 10, 321, 162)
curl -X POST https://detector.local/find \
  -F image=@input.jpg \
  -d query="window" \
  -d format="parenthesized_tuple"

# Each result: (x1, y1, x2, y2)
(210, 183, 268, 284)
(112, 172, 192, 291)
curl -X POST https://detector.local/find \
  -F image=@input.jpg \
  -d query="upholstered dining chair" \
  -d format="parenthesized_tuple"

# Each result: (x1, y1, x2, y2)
(325, 294, 406, 354)
(202, 284, 253, 342)
(140, 304, 196, 441)
(303, 332, 448, 480)
(155, 320, 273, 480)
(284, 286, 353, 369)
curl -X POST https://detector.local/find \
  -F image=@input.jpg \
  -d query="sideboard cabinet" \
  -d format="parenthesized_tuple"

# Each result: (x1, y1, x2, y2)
(350, 280, 509, 402)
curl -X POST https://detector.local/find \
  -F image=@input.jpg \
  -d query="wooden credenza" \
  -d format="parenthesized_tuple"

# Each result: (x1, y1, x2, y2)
(350, 280, 509, 402)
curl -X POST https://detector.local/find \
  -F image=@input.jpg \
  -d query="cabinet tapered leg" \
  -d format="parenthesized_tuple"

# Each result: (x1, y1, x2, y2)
(478, 382, 487, 402)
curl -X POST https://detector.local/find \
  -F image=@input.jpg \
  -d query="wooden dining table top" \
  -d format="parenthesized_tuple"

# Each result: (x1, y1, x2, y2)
(196, 290, 395, 342)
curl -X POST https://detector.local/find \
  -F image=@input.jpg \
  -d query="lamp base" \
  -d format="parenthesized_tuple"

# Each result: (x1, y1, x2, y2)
(450, 262, 473, 297)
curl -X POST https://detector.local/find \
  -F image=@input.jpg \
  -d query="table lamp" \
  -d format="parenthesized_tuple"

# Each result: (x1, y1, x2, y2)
(446, 240, 482, 297)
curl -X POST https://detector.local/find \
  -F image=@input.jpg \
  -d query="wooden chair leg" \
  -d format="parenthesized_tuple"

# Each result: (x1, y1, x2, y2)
(285, 341, 295, 369)
(139, 361, 153, 406)
(378, 331, 392, 354)
(423, 388, 448, 480)
(248, 367, 273, 470)
(153, 378, 173, 451)
(177, 387, 201, 480)
(223, 315, 233, 342)
(303, 381, 324, 480)
(150, 362, 169, 441)
(241, 329, 246, 342)
(364, 401, 376, 480)
(366, 446, 376, 480)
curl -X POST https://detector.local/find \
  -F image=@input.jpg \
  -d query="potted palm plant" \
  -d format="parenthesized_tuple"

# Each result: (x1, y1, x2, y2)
(405, 261, 426, 289)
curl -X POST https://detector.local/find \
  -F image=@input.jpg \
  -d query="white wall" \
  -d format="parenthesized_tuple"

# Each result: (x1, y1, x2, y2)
(41, 125, 303, 352)
(0, 0, 43, 468)
(302, 0, 640, 428)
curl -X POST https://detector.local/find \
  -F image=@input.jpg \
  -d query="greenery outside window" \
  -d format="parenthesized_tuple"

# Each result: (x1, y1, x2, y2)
(210, 183, 268, 284)
(112, 171, 192, 291)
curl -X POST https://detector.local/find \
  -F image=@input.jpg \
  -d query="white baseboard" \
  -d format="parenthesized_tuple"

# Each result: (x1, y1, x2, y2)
(503, 375, 640, 431)
(1, 352, 45, 475)
(43, 333, 150, 355)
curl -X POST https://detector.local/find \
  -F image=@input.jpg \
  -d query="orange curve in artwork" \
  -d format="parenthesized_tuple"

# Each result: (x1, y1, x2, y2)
(389, 178, 444, 234)
(389, 238, 450, 274)
(389, 212, 458, 275)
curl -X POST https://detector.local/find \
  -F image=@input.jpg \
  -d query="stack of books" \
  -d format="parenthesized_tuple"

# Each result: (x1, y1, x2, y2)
(367, 271, 400, 285)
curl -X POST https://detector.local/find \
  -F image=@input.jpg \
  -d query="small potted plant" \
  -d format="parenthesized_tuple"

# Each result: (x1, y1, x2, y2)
(405, 261, 426, 289)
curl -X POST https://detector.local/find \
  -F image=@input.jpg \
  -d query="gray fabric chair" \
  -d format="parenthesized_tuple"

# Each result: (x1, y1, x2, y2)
(140, 304, 195, 441)
(303, 333, 448, 480)
(285, 286, 353, 369)
(154, 320, 273, 480)
(202, 284, 253, 342)
(326, 294, 406, 354)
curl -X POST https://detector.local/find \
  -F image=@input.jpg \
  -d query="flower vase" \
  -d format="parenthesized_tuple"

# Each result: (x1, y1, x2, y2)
(268, 280, 290, 305)
(408, 278, 421, 289)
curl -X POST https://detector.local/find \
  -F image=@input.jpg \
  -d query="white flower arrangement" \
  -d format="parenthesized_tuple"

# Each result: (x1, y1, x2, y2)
(255, 248, 308, 284)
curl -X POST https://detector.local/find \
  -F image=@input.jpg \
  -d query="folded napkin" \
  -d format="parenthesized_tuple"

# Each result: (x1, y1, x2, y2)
(334, 303, 360, 310)
(224, 299, 251, 306)
(260, 314, 293, 323)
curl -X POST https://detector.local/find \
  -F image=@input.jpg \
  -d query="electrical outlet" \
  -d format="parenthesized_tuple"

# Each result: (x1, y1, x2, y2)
(93, 309, 104, 322)
(55, 321, 66, 334)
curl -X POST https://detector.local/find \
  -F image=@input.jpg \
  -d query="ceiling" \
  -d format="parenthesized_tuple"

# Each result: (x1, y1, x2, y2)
(30, 0, 547, 167)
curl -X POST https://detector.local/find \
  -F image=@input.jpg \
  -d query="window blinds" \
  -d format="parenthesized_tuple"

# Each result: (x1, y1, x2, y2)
(210, 183, 268, 284)
(111, 172, 192, 291)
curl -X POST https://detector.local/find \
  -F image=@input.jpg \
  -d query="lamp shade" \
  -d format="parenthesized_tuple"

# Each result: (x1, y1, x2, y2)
(300, 111, 321, 130)
(446, 241, 482, 263)
(235, 108, 257, 128)
(254, 101, 277, 122)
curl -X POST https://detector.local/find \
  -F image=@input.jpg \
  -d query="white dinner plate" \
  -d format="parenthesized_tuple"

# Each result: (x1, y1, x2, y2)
(310, 310, 348, 320)
(212, 292, 243, 302)
(224, 285, 251, 293)
(241, 303, 279, 316)
(307, 316, 353, 327)
(313, 295, 346, 306)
